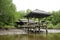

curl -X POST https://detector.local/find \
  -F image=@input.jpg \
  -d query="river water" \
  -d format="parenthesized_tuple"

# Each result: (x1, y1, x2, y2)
(0, 33, 60, 40)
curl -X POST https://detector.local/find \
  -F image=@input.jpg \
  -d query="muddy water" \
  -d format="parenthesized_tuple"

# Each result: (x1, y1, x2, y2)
(0, 33, 60, 40)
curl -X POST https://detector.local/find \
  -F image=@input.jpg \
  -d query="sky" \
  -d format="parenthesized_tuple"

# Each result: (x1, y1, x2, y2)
(13, 0, 60, 12)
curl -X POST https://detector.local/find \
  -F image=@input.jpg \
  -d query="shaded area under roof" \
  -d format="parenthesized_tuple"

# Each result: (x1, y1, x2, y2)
(20, 19, 35, 23)
(25, 9, 51, 18)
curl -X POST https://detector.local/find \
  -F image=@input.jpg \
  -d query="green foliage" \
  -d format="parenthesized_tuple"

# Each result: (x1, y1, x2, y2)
(0, 0, 16, 27)
(54, 23, 60, 28)
(46, 10, 60, 28)
(0, 0, 31, 28)
(0, 22, 5, 28)
(51, 11, 60, 25)
(48, 23, 54, 28)
(14, 11, 26, 22)
(14, 9, 31, 21)
(18, 11, 26, 18)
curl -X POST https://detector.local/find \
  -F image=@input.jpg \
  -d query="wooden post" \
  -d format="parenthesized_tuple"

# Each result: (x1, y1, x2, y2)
(45, 17, 48, 40)
(27, 17, 29, 33)
(38, 18, 40, 33)
(34, 18, 36, 33)
(27, 18, 29, 23)
(46, 24, 48, 40)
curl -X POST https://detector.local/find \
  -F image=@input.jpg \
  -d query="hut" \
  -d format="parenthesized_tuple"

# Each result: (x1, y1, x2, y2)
(15, 9, 51, 33)
(24, 9, 51, 33)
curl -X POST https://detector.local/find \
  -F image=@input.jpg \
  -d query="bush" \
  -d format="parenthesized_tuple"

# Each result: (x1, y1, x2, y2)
(0, 22, 15, 28)
(4, 25, 15, 28)
(47, 23, 54, 29)
(0, 22, 5, 28)
(54, 23, 60, 28)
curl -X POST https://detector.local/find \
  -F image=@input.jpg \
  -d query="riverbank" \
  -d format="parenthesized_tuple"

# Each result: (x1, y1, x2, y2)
(0, 29, 27, 35)
(0, 29, 60, 35)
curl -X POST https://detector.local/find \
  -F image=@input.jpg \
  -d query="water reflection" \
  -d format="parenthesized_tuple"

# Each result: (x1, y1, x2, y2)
(0, 33, 60, 40)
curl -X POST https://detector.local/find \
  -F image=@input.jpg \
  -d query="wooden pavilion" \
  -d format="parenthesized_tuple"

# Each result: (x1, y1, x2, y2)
(15, 9, 51, 33)
(24, 9, 51, 32)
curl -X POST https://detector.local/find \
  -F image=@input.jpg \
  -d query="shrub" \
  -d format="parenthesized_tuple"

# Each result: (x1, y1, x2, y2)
(0, 22, 5, 28)
(47, 23, 54, 29)
(54, 23, 60, 28)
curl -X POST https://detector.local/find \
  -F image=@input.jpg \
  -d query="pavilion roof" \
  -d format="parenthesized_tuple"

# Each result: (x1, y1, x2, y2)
(25, 9, 51, 18)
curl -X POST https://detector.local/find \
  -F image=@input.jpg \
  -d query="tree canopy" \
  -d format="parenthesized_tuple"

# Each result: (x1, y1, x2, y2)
(0, 0, 16, 26)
